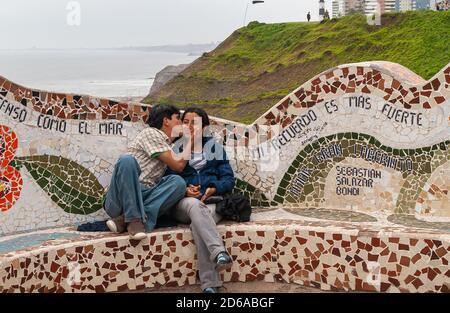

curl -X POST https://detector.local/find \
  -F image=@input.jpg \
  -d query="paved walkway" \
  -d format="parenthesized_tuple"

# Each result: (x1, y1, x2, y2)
(124, 281, 348, 293)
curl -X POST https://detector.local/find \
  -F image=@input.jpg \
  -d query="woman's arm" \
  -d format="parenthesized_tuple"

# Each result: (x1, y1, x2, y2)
(207, 145, 235, 194)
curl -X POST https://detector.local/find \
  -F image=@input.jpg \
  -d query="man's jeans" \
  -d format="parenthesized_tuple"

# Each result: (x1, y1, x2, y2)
(104, 155, 186, 232)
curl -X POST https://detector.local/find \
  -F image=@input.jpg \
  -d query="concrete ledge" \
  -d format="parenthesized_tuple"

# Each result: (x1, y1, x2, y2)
(1, 216, 448, 293)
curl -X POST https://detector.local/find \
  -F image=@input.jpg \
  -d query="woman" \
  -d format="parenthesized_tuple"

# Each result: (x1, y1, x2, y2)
(168, 106, 235, 293)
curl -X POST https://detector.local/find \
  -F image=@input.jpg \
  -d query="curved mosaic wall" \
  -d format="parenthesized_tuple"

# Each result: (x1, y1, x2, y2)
(0, 61, 449, 235)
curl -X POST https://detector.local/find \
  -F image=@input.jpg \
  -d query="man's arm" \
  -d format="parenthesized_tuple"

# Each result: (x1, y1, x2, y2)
(157, 151, 188, 173)
(157, 137, 192, 173)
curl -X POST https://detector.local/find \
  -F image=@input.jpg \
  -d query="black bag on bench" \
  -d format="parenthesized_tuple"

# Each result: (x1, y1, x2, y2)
(210, 194, 252, 222)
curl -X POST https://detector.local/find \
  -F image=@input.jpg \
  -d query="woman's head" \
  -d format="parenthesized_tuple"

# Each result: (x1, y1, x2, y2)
(181, 107, 210, 137)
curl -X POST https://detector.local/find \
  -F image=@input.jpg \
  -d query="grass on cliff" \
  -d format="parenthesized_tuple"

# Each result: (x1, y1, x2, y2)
(144, 10, 450, 124)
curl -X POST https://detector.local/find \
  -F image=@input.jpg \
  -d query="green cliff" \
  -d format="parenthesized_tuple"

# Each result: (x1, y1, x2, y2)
(144, 11, 450, 124)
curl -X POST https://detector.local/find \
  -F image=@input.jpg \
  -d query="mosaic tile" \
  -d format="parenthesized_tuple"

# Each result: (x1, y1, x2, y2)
(10, 155, 103, 215)
(0, 125, 22, 212)
(0, 232, 79, 254)
(283, 207, 378, 223)
(387, 214, 450, 232)
(2, 221, 447, 293)
(233, 178, 271, 208)
(275, 132, 450, 219)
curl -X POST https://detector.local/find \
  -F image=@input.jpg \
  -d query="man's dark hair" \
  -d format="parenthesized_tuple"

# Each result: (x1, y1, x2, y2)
(147, 104, 180, 129)
(181, 106, 210, 128)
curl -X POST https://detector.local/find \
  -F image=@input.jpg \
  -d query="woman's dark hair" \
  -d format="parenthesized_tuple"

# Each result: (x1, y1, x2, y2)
(147, 104, 180, 129)
(181, 106, 210, 128)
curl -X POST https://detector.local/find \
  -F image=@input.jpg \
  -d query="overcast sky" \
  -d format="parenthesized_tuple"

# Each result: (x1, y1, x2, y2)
(0, 0, 333, 49)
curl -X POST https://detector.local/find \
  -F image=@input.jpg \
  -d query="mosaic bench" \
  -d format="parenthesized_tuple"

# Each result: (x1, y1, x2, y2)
(1, 60, 449, 292)
(0, 210, 448, 293)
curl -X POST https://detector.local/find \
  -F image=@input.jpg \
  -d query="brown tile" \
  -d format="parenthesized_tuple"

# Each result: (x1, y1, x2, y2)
(399, 256, 410, 267)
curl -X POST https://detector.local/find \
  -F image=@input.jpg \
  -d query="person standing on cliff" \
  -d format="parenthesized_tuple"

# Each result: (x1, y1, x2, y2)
(307, 11, 311, 22)
(103, 105, 191, 240)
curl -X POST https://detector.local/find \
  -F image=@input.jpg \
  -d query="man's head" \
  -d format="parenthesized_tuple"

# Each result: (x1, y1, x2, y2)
(147, 104, 182, 140)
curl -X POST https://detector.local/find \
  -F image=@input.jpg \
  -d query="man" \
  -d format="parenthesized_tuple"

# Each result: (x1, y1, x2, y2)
(307, 11, 311, 22)
(104, 104, 191, 240)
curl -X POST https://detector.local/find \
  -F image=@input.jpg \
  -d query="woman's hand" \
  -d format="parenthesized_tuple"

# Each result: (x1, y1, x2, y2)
(201, 187, 216, 203)
(186, 185, 201, 198)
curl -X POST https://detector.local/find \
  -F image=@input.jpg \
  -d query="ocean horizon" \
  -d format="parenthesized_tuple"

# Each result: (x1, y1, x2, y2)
(0, 49, 199, 100)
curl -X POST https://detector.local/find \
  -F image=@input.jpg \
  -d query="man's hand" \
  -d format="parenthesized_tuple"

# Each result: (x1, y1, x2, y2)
(158, 150, 188, 173)
(201, 187, 216, 203)
(157, 133, 192, 172)
(186, 184, 201, 198)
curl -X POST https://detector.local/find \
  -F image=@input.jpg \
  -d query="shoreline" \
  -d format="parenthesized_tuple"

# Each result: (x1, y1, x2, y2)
(110, 95, 146, 103)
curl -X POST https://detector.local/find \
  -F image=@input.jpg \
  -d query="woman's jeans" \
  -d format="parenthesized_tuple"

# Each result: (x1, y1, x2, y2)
(104, 155, 186, 232)
(173, 197, 225, 290)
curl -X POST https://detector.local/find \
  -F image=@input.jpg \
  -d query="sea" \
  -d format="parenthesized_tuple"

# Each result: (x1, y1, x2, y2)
(0, 49, 199, 101)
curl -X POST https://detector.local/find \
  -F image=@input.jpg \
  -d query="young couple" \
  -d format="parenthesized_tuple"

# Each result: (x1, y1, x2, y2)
(103, 104, 234, 293)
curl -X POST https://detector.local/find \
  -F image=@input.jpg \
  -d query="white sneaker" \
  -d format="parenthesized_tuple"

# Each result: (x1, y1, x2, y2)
(127, 219, 147, 240)
(129, 232, 147, 240)
(106, 220, 118, 232)
(106, 215, 125, 233)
